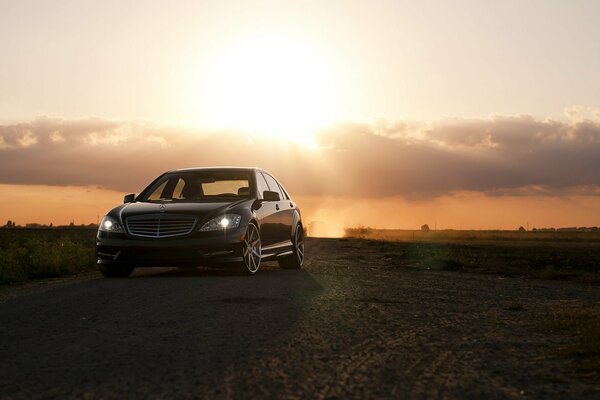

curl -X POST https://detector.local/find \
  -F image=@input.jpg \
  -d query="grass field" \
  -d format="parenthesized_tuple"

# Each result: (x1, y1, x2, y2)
(345, 227, 600, 243)
(344, 228, 600, 284)
(342, 228, 600, 382)
(0, 229, 97, 284)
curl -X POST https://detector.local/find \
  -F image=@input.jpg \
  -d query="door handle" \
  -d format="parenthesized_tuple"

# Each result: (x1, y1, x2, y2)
(275, 204, 280, 211)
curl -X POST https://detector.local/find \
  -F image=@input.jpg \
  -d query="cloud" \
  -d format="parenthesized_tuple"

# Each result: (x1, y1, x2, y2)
(1, 115, 600, 198)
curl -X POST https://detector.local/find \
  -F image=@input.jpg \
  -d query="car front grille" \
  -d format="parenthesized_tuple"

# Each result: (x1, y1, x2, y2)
(125, 214, 197, 238)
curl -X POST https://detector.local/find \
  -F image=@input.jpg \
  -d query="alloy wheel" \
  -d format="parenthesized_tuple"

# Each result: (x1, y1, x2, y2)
(295, 225, 305, 266)
(242, 224, 261, 273)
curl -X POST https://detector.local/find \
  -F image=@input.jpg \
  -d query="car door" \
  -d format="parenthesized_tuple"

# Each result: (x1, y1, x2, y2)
(254, 172, 279, 245)
(261, 172, 294, 243)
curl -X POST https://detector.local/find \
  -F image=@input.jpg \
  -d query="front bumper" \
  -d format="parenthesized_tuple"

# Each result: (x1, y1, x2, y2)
(96, 227, 246, 267)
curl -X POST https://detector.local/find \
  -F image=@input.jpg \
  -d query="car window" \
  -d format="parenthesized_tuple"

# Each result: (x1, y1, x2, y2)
(256, 173, 270, 199)
(262, 173, 283, 198)
(276, 182, 290, 200)
(201, 180, 248, 196)
(147, 180, 168, 200)
(172, 178, 186, 199)
(141, 171, 252, 201)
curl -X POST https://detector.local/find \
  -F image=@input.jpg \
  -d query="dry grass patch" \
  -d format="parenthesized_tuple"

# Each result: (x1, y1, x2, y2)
(344, 229, 600, 284)
(546, 302, 600, 383)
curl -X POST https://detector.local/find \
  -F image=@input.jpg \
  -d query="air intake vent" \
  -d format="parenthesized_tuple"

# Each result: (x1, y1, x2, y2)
(126, 214, 197, 238)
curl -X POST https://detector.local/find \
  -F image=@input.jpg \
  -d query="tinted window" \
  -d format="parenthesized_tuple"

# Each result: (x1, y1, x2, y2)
(141, 171, 251, 201)
(256, 173, 270, 199)
(147, 180, 168, 200)
(172, 178, 186, 199)
(202, 180, 248, 196)
(262, 173, 283, 198)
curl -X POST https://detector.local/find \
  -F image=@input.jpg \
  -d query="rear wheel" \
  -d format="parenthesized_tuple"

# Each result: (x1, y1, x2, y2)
(99, 265, 134, 278)
(237, 223, 261, 275)
(279, 224, 305, 269)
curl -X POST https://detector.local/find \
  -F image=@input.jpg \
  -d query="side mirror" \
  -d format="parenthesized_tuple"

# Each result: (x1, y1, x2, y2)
(124, 193, 136, 203)
(262, 190, 281, 202)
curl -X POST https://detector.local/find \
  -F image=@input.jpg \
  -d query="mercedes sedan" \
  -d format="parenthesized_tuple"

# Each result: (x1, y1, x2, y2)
(96, 167, 304, 277)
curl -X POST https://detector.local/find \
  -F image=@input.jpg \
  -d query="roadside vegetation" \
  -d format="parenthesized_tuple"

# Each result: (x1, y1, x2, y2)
(2, 227, 600, 285)
(344, 228, 600, 284)
(0, 229, 96, 284)
(345, 227, 600, 243)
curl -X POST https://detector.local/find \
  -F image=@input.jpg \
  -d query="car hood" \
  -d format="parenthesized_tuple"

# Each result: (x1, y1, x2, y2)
(116, 200, 247, 222)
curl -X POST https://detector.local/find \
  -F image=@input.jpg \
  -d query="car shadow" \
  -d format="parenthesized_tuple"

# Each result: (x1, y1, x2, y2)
(130, 261, 282, 278)
(0, 262, 324, 397)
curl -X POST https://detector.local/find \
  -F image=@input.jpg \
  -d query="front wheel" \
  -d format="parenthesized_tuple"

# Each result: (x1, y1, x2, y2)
(237, 223, 261, 275)
(99, 264, 134, 278)
(278, 224, 305, 269)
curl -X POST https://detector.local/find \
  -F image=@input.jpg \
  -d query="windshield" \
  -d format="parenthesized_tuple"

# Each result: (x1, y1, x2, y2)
(139, 171, 252, 202)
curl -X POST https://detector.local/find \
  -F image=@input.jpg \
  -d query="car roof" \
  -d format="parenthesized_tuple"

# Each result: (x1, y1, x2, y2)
(167, 166, 257, 173)
(166, 166, 278, 176)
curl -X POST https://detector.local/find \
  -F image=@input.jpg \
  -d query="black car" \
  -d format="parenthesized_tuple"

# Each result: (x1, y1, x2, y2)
(96, 167, 304, 277)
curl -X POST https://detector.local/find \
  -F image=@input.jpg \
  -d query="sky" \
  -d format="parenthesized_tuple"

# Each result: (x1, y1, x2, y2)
(1, 1, 600, 229)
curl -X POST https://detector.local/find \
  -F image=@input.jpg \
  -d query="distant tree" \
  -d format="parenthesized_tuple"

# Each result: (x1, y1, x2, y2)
(518, 226, 526, 232)
(4, 220, 12, 228)
(421, 224, 430, 232)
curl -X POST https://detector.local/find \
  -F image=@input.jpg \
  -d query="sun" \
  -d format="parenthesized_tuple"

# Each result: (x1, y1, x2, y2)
(187, 34, 340, 146)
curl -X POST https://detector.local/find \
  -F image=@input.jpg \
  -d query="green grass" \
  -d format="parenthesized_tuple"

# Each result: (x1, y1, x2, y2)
(0, 229, 97, 284)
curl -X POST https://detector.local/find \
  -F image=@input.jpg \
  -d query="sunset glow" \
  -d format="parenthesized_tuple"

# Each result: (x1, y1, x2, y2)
(186, 33, 340, 145)
(1, 1, 600, 229)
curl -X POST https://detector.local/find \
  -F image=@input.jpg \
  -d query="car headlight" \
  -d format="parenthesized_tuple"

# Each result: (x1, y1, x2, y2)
(200, 214, 242, 232)
(99, 216, 124, 233)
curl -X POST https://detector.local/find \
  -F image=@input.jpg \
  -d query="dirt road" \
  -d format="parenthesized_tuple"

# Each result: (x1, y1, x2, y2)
(0, 238, 598, 399)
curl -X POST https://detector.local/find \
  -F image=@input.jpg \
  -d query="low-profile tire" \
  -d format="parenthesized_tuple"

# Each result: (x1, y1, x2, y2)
(278, 224, 305, 269)
(99, 264, 134, 278)
(236, 222, 262, 275)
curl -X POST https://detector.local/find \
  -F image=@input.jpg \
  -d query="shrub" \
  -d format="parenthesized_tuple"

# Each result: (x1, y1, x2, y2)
(0, 230, 96, 284)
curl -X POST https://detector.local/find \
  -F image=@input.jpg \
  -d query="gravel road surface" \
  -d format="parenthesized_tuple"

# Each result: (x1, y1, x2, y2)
(0, 238, 598, 399)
